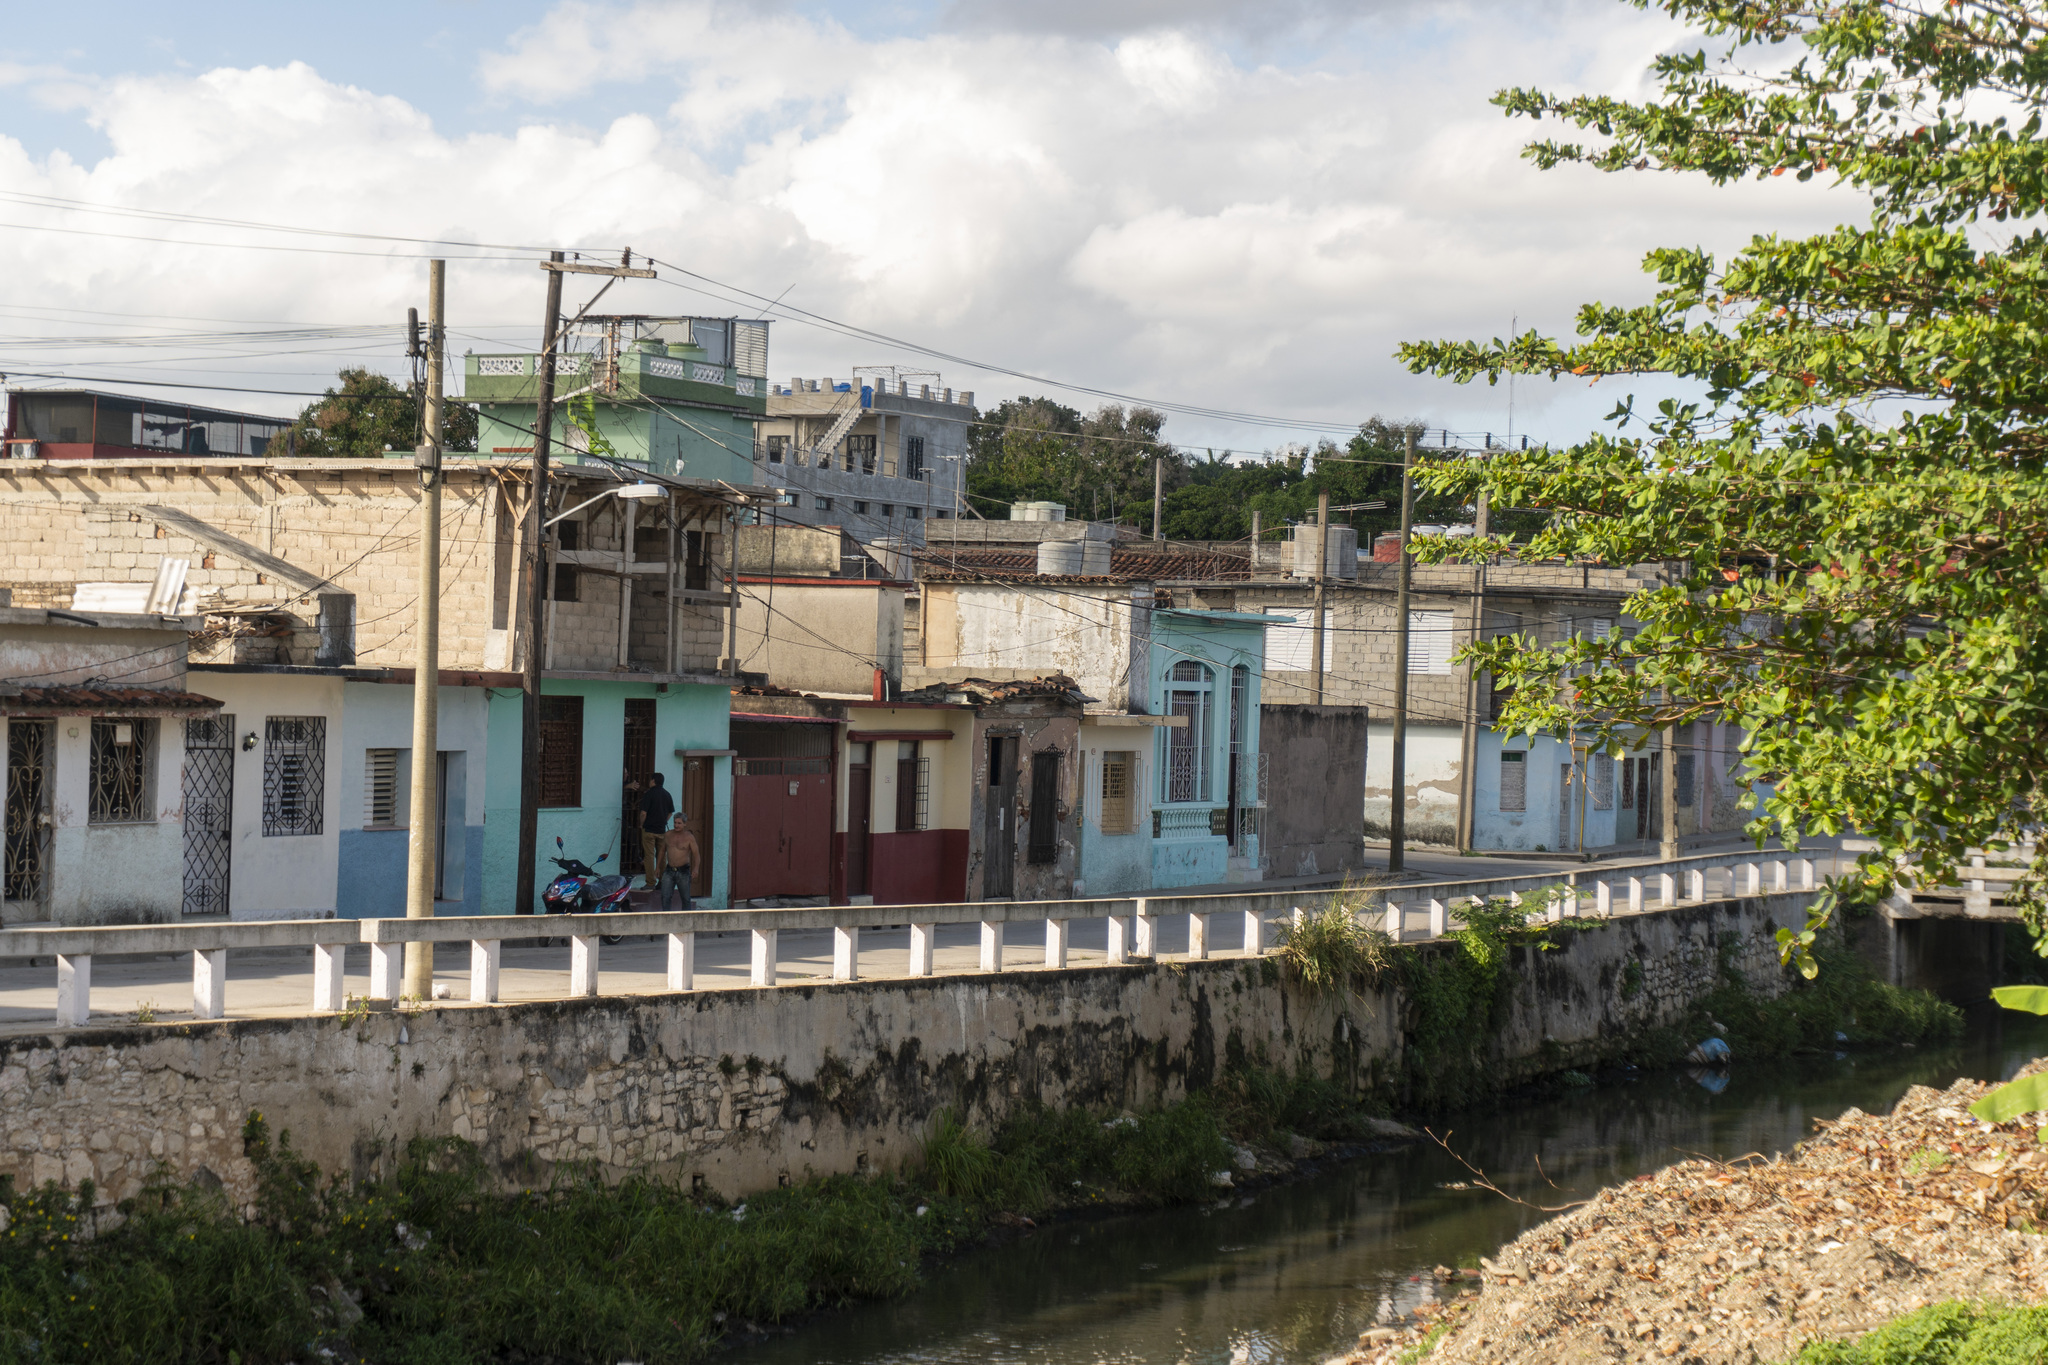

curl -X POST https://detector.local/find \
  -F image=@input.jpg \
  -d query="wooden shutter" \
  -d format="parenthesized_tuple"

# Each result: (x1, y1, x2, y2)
(1027, 750, 1060, 864)
(1407, 611, 1454, 674)
(539, 695, 584, 807)
(365, 749, 399, 827)
(1100, 752, 1133, 833)
(1499, 750, 1526, 812)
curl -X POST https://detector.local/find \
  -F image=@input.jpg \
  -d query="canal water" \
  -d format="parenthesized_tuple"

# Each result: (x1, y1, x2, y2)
(744, 1012, 2048, 1365)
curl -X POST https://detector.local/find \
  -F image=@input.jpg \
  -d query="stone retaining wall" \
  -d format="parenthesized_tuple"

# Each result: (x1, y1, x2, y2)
(0, 895, 1804, 1209)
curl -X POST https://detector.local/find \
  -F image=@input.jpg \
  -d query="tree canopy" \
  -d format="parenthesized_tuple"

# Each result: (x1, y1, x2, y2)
(275, 367, 476, 460)
(1397, 0, 2048, 956)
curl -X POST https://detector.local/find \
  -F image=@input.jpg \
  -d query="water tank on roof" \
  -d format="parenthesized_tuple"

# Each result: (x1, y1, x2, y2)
(1038, 540, 1111, 576)
(1288, 524, 1358, 580)
(1009, 501, 1067, 522)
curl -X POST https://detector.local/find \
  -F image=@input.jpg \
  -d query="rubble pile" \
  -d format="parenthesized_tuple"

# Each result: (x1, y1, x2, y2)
(1343, 1069, 2048, 1365)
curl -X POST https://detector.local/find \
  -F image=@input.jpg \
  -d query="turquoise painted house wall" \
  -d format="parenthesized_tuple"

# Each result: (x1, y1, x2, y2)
(481, 681, 732, 913)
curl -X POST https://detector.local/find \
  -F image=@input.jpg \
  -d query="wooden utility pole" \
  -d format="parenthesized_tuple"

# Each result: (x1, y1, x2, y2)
(515, 250, 655, 915)
(403, 259, 445, 997)
(1152, 457, 1164, 542)
(1388, 428, 1416, 873)
(1309, 490, 1329, 705)
(1455, 484, 1489, 852)
(1660, 704, 1680, 859)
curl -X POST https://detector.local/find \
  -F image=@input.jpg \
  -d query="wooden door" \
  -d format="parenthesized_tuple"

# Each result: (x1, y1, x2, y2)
(682, 755, 713, 897)
(846, 743, 872, 896)
(620, 698, 657, 877)
(983, 735, 1017, 899)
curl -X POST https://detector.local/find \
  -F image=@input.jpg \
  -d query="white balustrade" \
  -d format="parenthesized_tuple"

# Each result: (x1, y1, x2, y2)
(1189, 912, 1210, 960)
(1427, 898, 1448, 937)
(315, 943, 348, 1010)
(1047, 917, 1069, 968)
(1594, 882, 1612, 918)
(1243, 909, 1263, 957)
(1382, 901, 1402, 940)
(1106, 915, 1130, 965)
(1688, 868, 1707, 901)
(833, 926, 860, 981)
(1134, 899, 1157, 958)
(750, 928, 778, 986)
(369, 942, 401, 1000)
(193, 948, 227, 1020)
(569, 935, 600, 997)
(980, 921, 1003, 972)
(471, 939, 500, 1003)
(1628, 876, 1644, 915)
(909, 923, 936, 976)
(56, 954, 89, 1028)
(666, 932, 694, 991)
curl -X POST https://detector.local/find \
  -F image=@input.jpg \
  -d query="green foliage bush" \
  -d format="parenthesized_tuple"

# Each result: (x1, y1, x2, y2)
(1698, 940, 1962, 1061)
(1277, 896, 1393, 998)
(1789, 1300, 2048, 1365)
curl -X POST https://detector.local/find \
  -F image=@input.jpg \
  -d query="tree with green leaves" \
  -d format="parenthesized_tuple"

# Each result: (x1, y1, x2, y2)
(964, 397, 1177, 525)
(275, 367, 476, 459)
(1399, 0, 2048, 963)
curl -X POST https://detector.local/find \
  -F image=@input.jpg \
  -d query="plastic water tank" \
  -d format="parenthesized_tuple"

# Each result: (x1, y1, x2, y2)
(1036, 540, 1110, 575)
(1009, 501, 1068, 522)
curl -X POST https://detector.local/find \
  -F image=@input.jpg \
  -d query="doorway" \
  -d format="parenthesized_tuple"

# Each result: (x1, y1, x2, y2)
(681, 755, 713, 898)
(983, 734, 1017, 899)
(181, 713, 233, 917)
(5, 720, 53, 918)
(620, 698, 657, 877)
(846, 742, 872, 896)
(1557, 763, 1574, 853)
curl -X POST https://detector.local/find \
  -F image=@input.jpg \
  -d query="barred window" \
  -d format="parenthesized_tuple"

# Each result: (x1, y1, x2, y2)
(904, 435, 926, 481)
(88, 718, 155, 823)
(1498, 750, 1526, 812)
(1027, 749, 1061, 864)
(895, 741, 928, 831)
(262, 716, 326, 836)
(766, 434, 788, 465)
(1100, 751, 1136, 833)
(847, 434, 877, 475)
(1590, 752, 1615, 810)
(539, 695, 584, 807)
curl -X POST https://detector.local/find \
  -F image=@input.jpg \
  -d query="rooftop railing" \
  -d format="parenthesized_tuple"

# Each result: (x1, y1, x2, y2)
(0, 849, 1851, 1028)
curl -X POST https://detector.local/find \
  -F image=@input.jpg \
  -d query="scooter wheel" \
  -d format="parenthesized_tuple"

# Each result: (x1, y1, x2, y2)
(601, 934, 623, 946)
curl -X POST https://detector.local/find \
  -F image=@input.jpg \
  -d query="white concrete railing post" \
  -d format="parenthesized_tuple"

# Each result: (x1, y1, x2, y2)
(569, 935, 600, 998)
(909, 923, 936, 977)
(1242, 909, 1264, 957)
(1659, 871, 1677, 907)
(1133, 898, 1156, 958)
(314, 943, 347, 1011)
(666, 932, 694, 991)
(1741, 862, 1761, 896)
(1189, 911, 1210, 960)
(1689, 867, 1709, 902)
(1628, 876, 1644, 915)
(1383, 901, 1402, 942)
(1105, 915, 1129, 966)
(368, 941, 401, 1000)
(1427, 898, 1448, 937)
(1546, 887, 1567, 921)
(1770, 859, 1789, 893)
(193, 948, 226, 1021)
(55, 953, 90, 1027)
(980, 921, 1004, 972)
(1594, 881, 1613, 918)
(1046, 918, 1069, 969)
(1796, 857, 1815, 891)
(470, 939, 500, 1004)
(750, 928, 778, 986)
(833, 926, 860, 982)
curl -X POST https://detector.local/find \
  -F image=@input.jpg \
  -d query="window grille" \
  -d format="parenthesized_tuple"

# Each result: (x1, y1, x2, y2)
(1160, 660, 1212, 802)
(1407, 611, 1454, 674)
(765, 435, 788, 465)
(89, 718, 155, 823)
(539, 695, 584, 807)
(365, 749, 402, 827)
(1027, 749, 1060, 864)
(1099, 751, 1135, 833)
(904, 435, 926, 481)
(1620, 756, 1636, 809)
(262, 716, 325, 836)
(5, 720, 53, 905)
(895, 742, 928, 831)
(1677, 753, 1696, 807)
(847, 434, 877, 474)
(1590, 752, 1615, 809)
(1498, 750, 1526, 812)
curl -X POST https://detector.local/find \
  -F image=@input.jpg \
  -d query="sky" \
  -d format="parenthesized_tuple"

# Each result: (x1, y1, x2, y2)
(0, 0, 1868, 458)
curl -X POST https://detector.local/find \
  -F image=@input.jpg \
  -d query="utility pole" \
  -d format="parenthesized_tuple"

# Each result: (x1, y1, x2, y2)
(1309, 490, 1328, 705)
(403, 260, 445, 999)
(1455, 484, 1489, 853)
(1388, 427, 1416, 873)
(515, 250, 654, 915)
(1660, 699, 1680, 859)
(1152, 457, 1164, 542)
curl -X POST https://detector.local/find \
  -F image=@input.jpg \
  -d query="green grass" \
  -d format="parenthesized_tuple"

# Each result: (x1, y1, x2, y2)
(1787, 1300, 2048, 1365)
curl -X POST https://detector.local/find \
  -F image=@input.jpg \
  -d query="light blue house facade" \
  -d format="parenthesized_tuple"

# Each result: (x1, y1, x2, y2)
(1145, 609, 1275, 889)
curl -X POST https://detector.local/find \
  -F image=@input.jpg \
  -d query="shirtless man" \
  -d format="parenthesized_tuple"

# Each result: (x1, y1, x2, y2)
(659, 814, 700, 912)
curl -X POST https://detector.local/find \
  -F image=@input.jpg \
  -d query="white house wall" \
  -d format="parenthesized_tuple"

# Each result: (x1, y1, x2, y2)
(1363, 721, 1462, 848)
(922, 586, 1137, 709)
(335, 681, 492, 918)
(23, 716, 187, 925)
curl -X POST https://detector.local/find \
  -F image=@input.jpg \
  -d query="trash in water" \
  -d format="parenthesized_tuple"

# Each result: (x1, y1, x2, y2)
(1686, 1036, 1732, 1066)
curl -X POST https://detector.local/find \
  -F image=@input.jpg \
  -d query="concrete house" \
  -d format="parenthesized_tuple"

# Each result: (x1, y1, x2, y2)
(756, 371, 975, 547)
(1, 601, 220, 926)
(0, 452, 763, 918)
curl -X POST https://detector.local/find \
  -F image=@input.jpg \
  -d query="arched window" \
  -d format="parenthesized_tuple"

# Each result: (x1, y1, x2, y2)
(1230, 664, 1250, 755)
(1161, 660, 1213, 803)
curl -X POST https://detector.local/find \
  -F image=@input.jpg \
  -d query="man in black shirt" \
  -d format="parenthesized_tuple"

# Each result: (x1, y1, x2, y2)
(637, 773, 675, 889)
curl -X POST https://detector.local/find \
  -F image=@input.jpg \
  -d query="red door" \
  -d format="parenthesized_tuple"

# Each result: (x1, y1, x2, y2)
(731, 769, 831, 899)
(846, 756, 872, 896)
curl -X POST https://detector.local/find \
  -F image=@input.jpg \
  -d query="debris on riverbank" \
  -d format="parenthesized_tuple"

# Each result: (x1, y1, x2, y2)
(1337, 1065, 2048, 1365)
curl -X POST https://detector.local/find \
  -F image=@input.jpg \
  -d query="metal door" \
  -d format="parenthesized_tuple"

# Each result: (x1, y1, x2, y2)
(983, 735, 1017, 899)
(182, 713, 234, 917)
(682, 755, 713, 898)
(731, 766, 829, 898)
(846, 745, 872, 896)
(4, 720, 53, 916)
(620, 698, 657, 876)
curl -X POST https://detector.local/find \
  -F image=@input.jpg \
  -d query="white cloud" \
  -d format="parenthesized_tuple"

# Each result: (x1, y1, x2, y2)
(0, 0, 1866, 451)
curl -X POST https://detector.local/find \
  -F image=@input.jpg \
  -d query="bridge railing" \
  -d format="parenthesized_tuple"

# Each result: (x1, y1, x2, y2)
(0, 848, 1845, 1026)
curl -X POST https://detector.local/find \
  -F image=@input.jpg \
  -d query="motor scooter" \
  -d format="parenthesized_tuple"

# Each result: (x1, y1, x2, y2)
(542, 836, 632, 944)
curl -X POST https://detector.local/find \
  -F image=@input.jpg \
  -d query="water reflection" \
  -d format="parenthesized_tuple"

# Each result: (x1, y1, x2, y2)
(744, 1012, 2048, 1365)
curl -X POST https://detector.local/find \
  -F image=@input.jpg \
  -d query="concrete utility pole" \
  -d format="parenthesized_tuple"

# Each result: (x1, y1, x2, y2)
(403, 260, 445, 999)
(1455, 484, 1489, 853)
(515, 250, 656, 915)
(1152, 457, 1164, 542)
(515, 252, 566, 917)
(1309, 490, 1329, 705)
(1660, 703, 1680, 859)
(1388, 427, 1416, 874)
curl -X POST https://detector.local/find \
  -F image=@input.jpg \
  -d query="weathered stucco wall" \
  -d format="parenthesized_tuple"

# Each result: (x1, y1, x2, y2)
(1259, 704, 1367, 879)
(0, 894, 1804, 1211)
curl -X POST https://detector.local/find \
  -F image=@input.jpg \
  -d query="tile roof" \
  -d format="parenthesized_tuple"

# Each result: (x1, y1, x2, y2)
(0, 685, 225, 714)
(897, 673, 1097, 707)
(916, 546, 1250, 582)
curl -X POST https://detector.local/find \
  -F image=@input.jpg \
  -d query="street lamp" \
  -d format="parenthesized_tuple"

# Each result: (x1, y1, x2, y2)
(544, 481, 666, 528)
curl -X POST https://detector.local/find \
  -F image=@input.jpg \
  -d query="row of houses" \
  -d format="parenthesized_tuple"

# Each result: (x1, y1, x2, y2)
(0, 320, 1755, 926)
